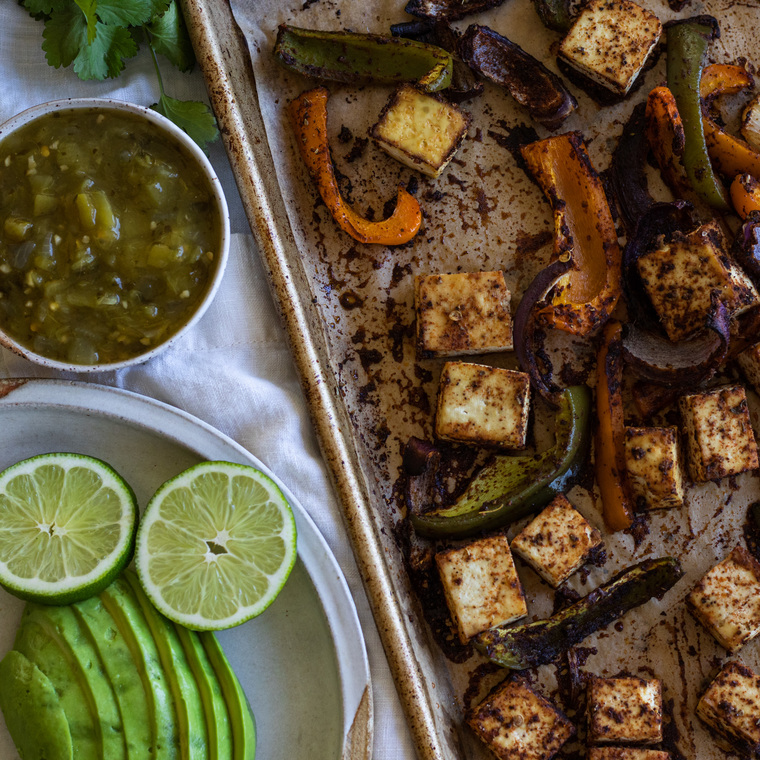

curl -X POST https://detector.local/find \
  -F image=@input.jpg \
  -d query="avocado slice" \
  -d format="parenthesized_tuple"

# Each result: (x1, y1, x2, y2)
(14, 616, 100, 760)
(100, 576, 180, 759)
(200, 632, 256, 760)
(73, 593, 154, 759)
(123, 571, 209, 760)
(23, 604, 127, 760)
(0, 649, 73, 760)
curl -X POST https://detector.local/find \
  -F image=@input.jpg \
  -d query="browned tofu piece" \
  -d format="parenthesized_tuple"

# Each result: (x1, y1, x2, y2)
(624, 427, 684, 510)
(370, 84, 470, 178)
(558, 0, 662, 96)
(415, 272, 513, 359)
(587, 676, 662, 745)
(510, 494, 602, 587)
(588, 750, 670, 760)
(636, 221, 758, 342)
(435, 362, 530, 448)
(737, 341, 760, 396)
(679, 385, 758, 482)
(687, 546, 760, 654)
(436, 534, 527, 644)
(467, 676, 576, 760)
(697, 661, 760, 756)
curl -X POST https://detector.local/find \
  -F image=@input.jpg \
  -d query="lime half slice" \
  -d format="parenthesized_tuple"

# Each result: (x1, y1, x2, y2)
(135, 461, 297, 630)
(0, 453, 138, 604)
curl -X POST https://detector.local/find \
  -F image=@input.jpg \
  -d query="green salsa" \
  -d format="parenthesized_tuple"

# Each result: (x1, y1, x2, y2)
(0, 107, 222, 365)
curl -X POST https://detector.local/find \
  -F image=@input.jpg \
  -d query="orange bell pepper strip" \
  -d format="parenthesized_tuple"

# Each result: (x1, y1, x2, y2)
(288, 87, 422, 246)
(520, 132, 621, 337)
(730, 174, 760, 219)
(700, 64, 760, 181)
(594, 319, 634, 532)
(645, 86, 691, 199)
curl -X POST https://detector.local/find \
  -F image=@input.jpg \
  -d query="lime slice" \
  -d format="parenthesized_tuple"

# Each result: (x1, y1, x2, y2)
(0, 453, 138, 605)
(135, 461, 297, 630)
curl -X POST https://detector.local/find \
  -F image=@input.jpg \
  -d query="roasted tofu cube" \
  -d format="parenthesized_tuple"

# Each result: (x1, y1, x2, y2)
(587, 676, 663, 745)
(737, 341, 760, 396)
(697, 661, 760, 756)
(687, 546, 760, 653)
(467, 676, 576, 760)
(558, 0, 662, 96)
(742, 94, 760, 152)
(415, 272, 513, 359)
(679, 384, 758, 482)
(588, 750, 670, 760)
(624, 427, 684, 510)
(510, 494, 602, 587)
(435, 362, 530, 448)
(369, 84, 470, 178)
(436, 534, 527, 643)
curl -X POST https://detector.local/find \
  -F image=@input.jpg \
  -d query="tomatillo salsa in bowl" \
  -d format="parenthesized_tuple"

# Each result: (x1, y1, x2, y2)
(0, 98, 229, 371)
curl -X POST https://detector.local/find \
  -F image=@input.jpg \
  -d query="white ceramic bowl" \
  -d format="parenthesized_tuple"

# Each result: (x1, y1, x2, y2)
(0, 98, 230, 372)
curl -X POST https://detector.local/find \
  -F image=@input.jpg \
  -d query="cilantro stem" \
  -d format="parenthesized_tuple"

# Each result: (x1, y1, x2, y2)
(145, 28, 167, 99)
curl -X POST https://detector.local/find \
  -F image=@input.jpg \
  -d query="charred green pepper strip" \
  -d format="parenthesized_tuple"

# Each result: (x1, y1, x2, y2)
(666, 17, 729, 210)
(532, 0, 573, 34)
(410, 385, 591, 539)
(474, 557, 683, 670)
(274, 25, 452, 92)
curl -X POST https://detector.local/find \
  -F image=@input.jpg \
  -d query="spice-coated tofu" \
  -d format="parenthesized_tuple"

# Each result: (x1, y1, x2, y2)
(697, 661, 760, 756)
(467, 676, 576, 760)
(415, 272, 513, 359)
(742, 94, 760, 151)
(679, 385, 758, 482)
(558, 0, 662, 96)
(624, 427, 685, 510)
(737, 341, 760, 396)
(687, 546, 760, 654)
(369, 84, 470, 178)
(510, 494, 602, 588)
(435, 362, 530, 448)
(587, 676, 663, 745)
(436, 534, 527, 644)
(588, 750, 670, 760)
(636, 221, 758, 342)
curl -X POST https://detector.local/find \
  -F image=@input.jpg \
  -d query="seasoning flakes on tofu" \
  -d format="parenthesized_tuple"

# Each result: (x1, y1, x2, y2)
(588, 750, 670, 760)
(587, 676, 663, 745)
(624, 427, 684, 511)
(436, 534, 527, 644)
(679, 384, 759, 482)
(696, 661, 760, 756)
(510, 494, 602, 588)
(415, 271, 513, 359)
(737, 341, 760, 396)
(369, 84, 470, 178)
(557, 0, 662, 96)
(467, 676, 576, 760)
(687, 545, 760, 654)
(435, 362, 530, 448)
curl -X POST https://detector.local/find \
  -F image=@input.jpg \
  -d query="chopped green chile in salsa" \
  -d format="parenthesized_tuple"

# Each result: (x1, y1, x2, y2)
(0, 108, 221, 365)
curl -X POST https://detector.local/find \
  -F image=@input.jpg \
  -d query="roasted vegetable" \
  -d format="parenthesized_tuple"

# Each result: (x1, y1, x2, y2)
(595, 320, 634, 532)
(731, 174, 760, 220)
(521, 132, 622, 336)
(532, 0, 572, 33)
(474, 557, 683, 669)
(404, 0, 507, 21)
(274, 25, 452, 92)
(459, 25, 577, 130)
(645, 86, 691, 200)
(665, 16, 729, 210)
(409, 385, 591, 539)
(733, 212, 760, 288)
(288, 87, 422, 245)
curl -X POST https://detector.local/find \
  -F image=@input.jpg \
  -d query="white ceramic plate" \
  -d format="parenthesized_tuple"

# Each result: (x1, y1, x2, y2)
(0, 378, 372, 760)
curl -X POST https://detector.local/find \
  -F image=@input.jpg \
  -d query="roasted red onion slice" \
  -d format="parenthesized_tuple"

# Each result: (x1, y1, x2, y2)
(403, 437, 441, 515)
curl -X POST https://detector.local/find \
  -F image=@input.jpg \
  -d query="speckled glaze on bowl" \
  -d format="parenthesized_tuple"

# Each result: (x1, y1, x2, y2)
(0, 97, 230, 373)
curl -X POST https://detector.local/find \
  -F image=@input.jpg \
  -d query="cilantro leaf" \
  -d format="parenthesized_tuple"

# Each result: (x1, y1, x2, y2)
(147, 1, 195, 72)
(41, 4, 89, 68)
(22, 0, 68, 16)
(75, 23, 138, 79)
(74, 0, 97, 43)
(152, 95, 219, 150)
(95, 0, 170, 28)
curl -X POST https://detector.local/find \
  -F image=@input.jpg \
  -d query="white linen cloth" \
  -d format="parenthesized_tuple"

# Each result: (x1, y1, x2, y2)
(0, 4, 416, 758)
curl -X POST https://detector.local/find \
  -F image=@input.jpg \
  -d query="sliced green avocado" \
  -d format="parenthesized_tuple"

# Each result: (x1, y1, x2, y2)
(174, 624, 233, 760)
(123, 571, 209, 760)
(100, 576, 180, 759)
(200, 632, 256, 760)
(0, 649, 73, 760)
(14, 616, 99, 760)
(73, 593, 154, 759)
(24, 604, 127, 760)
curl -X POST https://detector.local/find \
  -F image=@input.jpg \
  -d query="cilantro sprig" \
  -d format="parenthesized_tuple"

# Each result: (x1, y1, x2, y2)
(21, 0, 219, 150)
